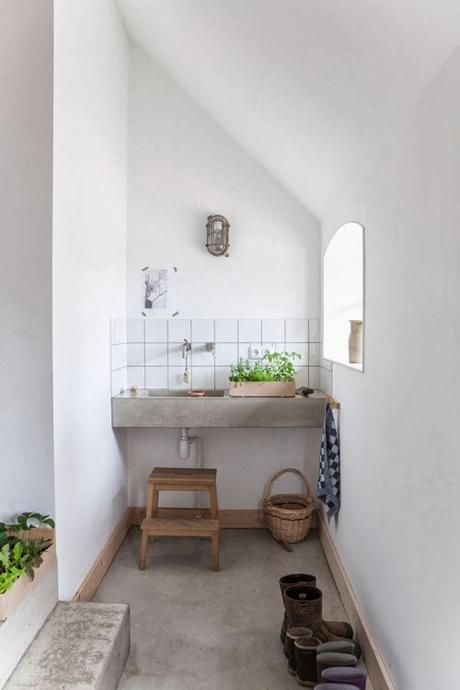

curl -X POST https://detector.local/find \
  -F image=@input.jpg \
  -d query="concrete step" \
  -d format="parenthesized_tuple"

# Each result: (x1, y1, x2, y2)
(5, 602, 130, 690)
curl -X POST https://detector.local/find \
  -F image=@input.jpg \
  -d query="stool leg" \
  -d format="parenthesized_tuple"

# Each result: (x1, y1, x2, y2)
(208, 485, 219, 520)
(146, 485, 159, 520)
(149, 489, 159, 543)
(139, 529, 149, 570)
(211, 532, 220, 572)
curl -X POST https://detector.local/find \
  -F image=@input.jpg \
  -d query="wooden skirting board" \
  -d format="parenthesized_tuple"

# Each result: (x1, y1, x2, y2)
(317, 511, 397, 690)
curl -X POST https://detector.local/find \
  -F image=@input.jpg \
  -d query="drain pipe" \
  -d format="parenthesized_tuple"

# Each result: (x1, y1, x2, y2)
(179, 428, 203, 467)
(179, 428, 203, 509)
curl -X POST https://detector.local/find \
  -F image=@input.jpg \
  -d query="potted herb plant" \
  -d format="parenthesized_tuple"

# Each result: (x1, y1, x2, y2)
(228, 351, 300, 397)
(0, 512, 55, 621)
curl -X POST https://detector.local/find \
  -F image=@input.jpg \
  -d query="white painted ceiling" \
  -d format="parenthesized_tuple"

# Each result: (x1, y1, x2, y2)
(118, 0, 460, 219)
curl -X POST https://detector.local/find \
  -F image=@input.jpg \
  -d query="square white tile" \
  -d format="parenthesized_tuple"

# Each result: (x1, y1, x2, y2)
(168, 319, 191, 342)
(285, 319, 308, 342)
(191, 367, 215, 389)
(237, 342, 252, 361)
(111, 368, 127, 395)
(238, 319, 261, 342)
(145, 319, 167, 342)
(215, 367, 231, 389)
(262, 342, 284, 356)
(127, 343, 144, 366)
(111, 344, 127, 371)
(309, 343, 321, 366)
(168, 367, 191, 389)
(111, 319, 127, 345)
(191, 319, 214, 342)
(308, 366, 321, 388)
(126, 366, 145, 389)
(215, 319, 237, 342)
(295, 366, 309, 387)
(145, 343, 168, 366)
(168, 342, 186, 366)
(262, 319, 285, 342)
(127, 319, 144, 343)
(286, 343, 308, 366)
(320, 368, 332, 395)
(145, 366, 168, 389)
(309, 319, 321, 343)
(192, 343, 216, 366)
(215, 343, 238, 366)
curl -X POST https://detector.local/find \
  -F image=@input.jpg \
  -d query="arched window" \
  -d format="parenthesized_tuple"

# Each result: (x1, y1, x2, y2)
(323, 222, 364, 370)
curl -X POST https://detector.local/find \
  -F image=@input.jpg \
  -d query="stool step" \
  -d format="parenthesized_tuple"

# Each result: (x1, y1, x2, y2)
(148, 467, 217, 485)
(141, 517, 219, 535)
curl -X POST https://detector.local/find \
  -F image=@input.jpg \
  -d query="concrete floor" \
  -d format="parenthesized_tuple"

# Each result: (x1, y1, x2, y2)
(93, 528, 373, 690)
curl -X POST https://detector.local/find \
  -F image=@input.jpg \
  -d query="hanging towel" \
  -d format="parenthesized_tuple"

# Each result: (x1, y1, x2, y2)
(318, 404, 340, 521)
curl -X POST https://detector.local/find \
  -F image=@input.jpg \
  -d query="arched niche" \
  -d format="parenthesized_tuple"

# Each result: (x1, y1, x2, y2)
(323, 222, 364, 370)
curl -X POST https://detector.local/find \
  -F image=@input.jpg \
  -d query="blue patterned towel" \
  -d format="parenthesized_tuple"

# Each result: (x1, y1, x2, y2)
(318, 404, 340, 520)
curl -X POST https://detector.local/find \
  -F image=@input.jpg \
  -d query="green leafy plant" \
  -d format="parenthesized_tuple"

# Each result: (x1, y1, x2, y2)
(229, 351, 300, 383)
(0, 513, 54, 595)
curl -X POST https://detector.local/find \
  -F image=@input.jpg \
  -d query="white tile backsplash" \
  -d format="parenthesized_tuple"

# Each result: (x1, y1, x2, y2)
(168, 342, 186, 366)
(126, 366, 145, 388)
(309, 343, 321, 366)
(192, 343, 216, 366)
(215, 342, 238, 366)
(168, 366, 191, 389)
(111, 317, 328, 393)
(127, 319, 144, 343)
(215, 319, 237, 342)
(192, 367, 215, 389)
(262, 319, 285, 342)
(127, 343, 144, 366)
(145, 343, 168, 366)
(295, 366, 309, 387)
(168, 319, 191, 342)
(285, 319, 308, 342)
(145, 366, 168, 389)
(191, 319, 214, 342)
(309, 319, 321, 343)
(145, 319, 167, 343)
(286, 343, 309, 366)
(238, 319, 261, 342)
(215, 366, 231, 388)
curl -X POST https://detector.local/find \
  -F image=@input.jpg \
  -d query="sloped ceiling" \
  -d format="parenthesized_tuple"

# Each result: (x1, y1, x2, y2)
(118, 0, 460, 219)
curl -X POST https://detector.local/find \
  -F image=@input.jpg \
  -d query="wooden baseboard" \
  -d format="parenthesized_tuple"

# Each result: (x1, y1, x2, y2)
(317, 511, 396, 690)
(72, 508, 132, 602)
(130, 506, 265, 528)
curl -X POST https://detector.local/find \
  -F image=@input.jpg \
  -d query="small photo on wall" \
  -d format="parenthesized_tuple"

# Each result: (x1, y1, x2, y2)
(142, 266, 177, 314)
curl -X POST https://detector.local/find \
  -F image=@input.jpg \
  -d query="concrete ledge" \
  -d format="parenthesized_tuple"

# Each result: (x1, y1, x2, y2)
(5, 602, 130, 690)
(112, 393, 327, 428)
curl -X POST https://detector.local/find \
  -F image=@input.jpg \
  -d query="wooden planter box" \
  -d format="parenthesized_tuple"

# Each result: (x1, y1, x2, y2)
(229, 381, 296, 397)
(0, 529, 56, 622)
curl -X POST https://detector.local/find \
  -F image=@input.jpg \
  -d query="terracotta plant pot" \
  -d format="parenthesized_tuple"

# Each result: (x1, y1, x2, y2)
(228, 381, 296, 397)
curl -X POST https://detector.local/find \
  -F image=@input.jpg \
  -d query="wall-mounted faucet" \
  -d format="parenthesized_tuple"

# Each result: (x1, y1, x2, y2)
(205, 342, 215, 355)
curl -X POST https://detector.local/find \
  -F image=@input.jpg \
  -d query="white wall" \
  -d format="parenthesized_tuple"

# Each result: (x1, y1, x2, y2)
(0, 0, 54, 520)
(127, 49, 320, 319)
(126, 49, 322, 509)
(53, 0, 129, 600)
(321, 48, 460, 689)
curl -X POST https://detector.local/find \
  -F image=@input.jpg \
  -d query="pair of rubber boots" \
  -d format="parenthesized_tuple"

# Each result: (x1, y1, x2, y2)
(280, 573, 360, 654)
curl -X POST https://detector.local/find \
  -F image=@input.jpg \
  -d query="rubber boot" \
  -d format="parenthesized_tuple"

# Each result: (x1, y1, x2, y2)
(284, 627, 312, 674)
(279, 574, 316, 643)
(284, 585, 356, 646)
(294, 636, 321, 687)
(321, 666, 368, 690)
(279, 574, 354, 643)
(316, 652, 357, 679)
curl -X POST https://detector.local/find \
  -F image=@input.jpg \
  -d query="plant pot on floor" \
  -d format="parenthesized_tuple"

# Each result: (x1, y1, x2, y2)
(229, 381, 296, 397)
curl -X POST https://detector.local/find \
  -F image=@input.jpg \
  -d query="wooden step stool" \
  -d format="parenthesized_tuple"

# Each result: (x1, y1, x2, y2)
(139, 467, 220, 572)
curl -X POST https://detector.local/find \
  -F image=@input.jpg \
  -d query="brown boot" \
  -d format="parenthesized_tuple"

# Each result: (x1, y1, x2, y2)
(283, 585, 355, 647)
(279, 574, 316, 643)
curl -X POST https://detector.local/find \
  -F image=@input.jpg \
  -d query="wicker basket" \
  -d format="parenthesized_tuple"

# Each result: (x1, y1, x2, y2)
(263, 468, 314, 543)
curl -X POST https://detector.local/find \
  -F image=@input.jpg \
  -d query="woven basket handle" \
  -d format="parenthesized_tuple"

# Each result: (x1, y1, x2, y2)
(264, 467, 311, 501)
